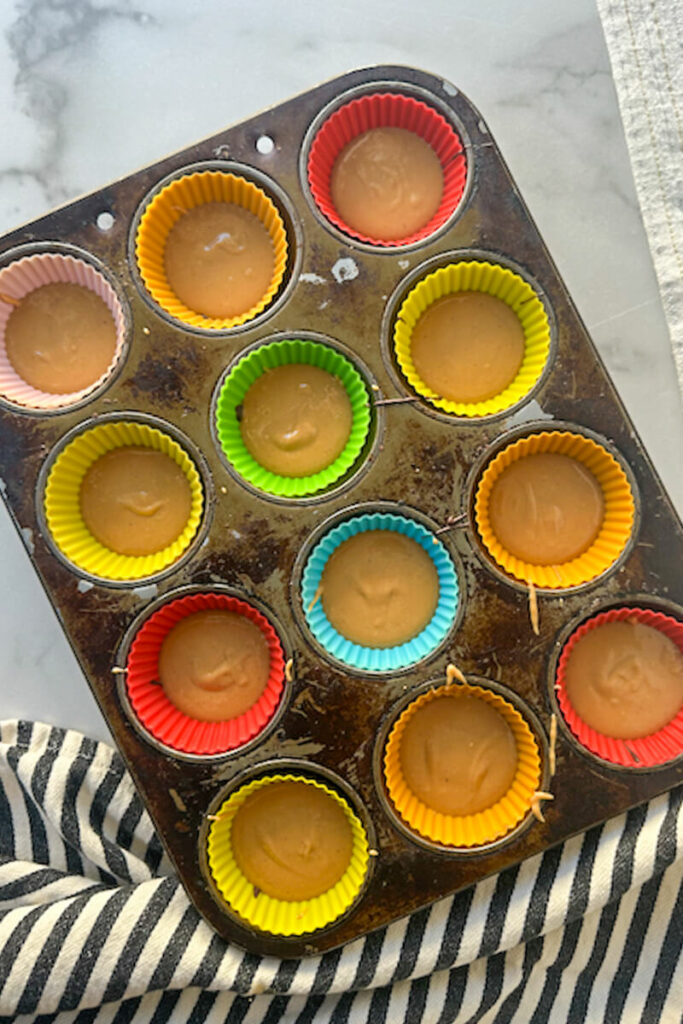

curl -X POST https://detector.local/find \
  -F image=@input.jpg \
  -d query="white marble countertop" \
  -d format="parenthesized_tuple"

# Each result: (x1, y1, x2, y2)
(0, 0, 681, 747)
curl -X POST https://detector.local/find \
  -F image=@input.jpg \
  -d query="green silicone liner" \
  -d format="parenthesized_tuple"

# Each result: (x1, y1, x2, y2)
(214, 339, 371, 498)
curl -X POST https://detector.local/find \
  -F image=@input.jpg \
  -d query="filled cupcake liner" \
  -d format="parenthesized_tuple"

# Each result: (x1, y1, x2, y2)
(206, 773, 369, 935)
(307, 92, 467, 247)
(135, 170, 288, 330)
(301, 512, 459, 671)
(0, 252, 127, 410)
(44, 420, 204, 582)
(214, 338, 371, 498)
(125, 592, 286, 755)
(556, 607, 683, 768)
(393, 260, 551, 416)
(474, 431, 635, 589)
(383, 682, 542, 847)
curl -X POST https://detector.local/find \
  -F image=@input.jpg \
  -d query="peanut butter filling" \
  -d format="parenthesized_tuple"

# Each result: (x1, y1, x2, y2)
(330, 126, 443, 240)
(410, 292, 525, 403)
(488, 452, 604, 565)
(399, 693, 518, 816)
(158, 609, 270, 722)
(565, 620, 683, 739)
(231, 781, 353, 901)
(320, 530, 439, 647)
(164, 202, 275, 318)
(79, 446, 192, 556)
(5, 282, 116, 394)
(240, 364, 353, 476)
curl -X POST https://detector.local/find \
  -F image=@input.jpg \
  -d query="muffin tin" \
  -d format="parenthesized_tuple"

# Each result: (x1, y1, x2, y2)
(0, 65, 681, 957)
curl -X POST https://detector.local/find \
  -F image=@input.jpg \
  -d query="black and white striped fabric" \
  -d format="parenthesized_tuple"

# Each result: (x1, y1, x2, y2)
(0, 720, 681, 1023)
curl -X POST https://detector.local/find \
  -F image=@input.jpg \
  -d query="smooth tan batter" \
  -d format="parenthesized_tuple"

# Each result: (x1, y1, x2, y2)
(79, 446, 192, 556)
(410, 292, 525, 403)
(164, 202, 275, 318)
(399, 694, 518, 816)
(488, 452, 604, 565)
(330, 126, 443, 240)
(240, 364, 353, 476)
(158, 610, 270, 722)
(5, 282, 116, 394)
(320, 530, 439, 647)
(231, 781, 353, 901)
(565, 620, 683, 739)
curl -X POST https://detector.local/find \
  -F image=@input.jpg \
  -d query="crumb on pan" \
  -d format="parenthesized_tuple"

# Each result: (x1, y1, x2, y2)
(528, 580, 539, 636)
(530, 791, 554, 823)
(307, 584, 323, 613)
(285, 658, 294, 683)
(549, 713, 557, 777)
(446, 662, 467, 685)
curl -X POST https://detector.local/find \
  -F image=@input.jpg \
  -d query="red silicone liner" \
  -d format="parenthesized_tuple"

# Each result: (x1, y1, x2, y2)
(307, 92, 467, 247)
(555, 607, 683, 768)
(125, 593, 286, 756)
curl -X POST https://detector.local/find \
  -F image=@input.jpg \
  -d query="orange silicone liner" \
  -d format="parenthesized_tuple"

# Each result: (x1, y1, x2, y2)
(134, 170, 288, 330)
(555, 607, 683, 768)
(125, 592, 286, 756)
(474, 431, 635, 589)
(0, 252, 127, 410)
(206, 773, 370, 935)
(307, 92, 467, 247)
(383, 682, 542, 848)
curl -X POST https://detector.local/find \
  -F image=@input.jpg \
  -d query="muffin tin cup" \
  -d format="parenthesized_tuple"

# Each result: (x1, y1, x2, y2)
(124, 592, 286, 757)
(206, 773, 370, 936)
(43, 419, 204, 583)
(306, 90, 467, 247)
(474, 430, 636, 589)
(0, 251, 127, 411)
(134, 168, 288, 330)
(383, 681, 543, 849)
(300, 510, 460, 672)
(555, 607, 683, 768)
(393, 259, 552, 417)
(214, 338, 372, 499)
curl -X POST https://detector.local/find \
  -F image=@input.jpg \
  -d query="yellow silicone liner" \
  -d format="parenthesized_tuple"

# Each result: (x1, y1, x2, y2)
(383, 683, 542, 848)
(44, 421, 204, 582)
(393, 261, 551, 416)
(474, 430, 635, 589)
(134, 170, 288, 330)
(206, 774, 370, 936)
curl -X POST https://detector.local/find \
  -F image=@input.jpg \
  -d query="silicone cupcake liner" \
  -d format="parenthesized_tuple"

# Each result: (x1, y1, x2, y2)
(206, 773, 369, 935)
(301, 512, 459, 671)
(135, 170, 288, 330)
(556, 607, 683, 768)
(0, 252, 127, 410)
(214, 339, 371, 498)
(383, 682, 542, 847)
(474, 431, 635, 589)
(393, 260, 552, 416)
(307, 92, 467, 246)
(125, 592, 286, 756)
(44, 420, 204, 582)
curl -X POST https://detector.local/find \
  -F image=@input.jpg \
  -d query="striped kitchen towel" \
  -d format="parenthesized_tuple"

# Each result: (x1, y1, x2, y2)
(0, 721, 681, 1023)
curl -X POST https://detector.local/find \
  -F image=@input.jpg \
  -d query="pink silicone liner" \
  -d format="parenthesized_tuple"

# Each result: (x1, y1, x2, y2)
(555, 607, 683, 768)
(307, 92, 467, 247)
(0, 252, 127, 410)
(125, 592, 286, 756)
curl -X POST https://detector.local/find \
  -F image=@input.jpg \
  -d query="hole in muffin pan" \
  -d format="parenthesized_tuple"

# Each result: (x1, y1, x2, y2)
(291, 500, 466, 676)
(380, 248, 557, 426)
(115, 585, 293, 762)
(255, 134, 275, 155)
(464, 419, 641, 597)
(546, 595, 683, 773)
(299, 80, 474, 253)
(210, 331, 384, 506)
(127, 160, 303, 337)
(0, 65, 681, 958)
(35, 411, 214, 589)
(198, 759, 377, 939)
(0, 241, 132, 416)
(373, 677, 550, 856)
(96, 211, 115, 231)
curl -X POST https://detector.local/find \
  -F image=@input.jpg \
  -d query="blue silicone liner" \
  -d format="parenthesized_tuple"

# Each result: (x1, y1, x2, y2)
(301, 512, 459, 672)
